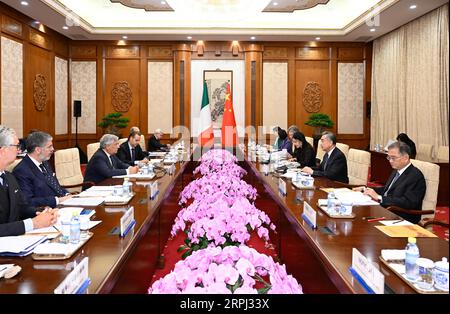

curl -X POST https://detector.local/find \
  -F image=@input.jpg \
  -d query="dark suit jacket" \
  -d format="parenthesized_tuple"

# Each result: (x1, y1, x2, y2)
(373, 164, 426, 224)
(0, 172, 37, 237)
(13, 155, 68, 207)
(293, 143, 316, 168)
(116, 141, 148, 166)
(84, 149, 129, 184)
(312, 147, 349, 184)
(148, 135, 168, 152)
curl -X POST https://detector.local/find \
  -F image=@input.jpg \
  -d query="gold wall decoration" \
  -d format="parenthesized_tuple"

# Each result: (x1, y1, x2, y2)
(33, 74, 47, 111)
(112, 81, 132, 112)
(303, 81, 322, 113)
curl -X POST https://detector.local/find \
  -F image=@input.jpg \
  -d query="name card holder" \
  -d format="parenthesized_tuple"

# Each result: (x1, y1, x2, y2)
(349, 248, 385, 294)
(278, 178, 287, 196)
(150, 181, 159, 200)
(120, 206, 136, 237)
(261, 164, 269, 176)
(301, 202, 317, 229)
(54, 257, 90, 294)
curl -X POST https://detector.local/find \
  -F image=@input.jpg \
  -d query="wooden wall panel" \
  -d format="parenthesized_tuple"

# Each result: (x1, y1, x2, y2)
(71, 45, 97, 59)
(295, 60, 334, 137)
(104, 59, 141, 136)
(1, 14, 22, 38)
(24, 44, 54, 134)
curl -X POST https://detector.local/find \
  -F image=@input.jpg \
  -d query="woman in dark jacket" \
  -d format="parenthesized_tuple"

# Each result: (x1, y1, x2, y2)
(397, 133, 417, 159)
(278, 128, 292, 152)
(290, 131, 316, 167)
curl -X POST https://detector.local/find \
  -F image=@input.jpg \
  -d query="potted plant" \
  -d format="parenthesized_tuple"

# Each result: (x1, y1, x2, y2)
(98, 112, 129, 137)
(304, 113, 334, 138)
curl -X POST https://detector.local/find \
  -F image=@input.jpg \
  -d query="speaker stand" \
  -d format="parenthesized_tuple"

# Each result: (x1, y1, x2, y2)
(74, 116, 88, 164)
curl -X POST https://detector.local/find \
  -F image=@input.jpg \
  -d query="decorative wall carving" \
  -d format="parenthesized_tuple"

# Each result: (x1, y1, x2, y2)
(29, 28, 52, 50)
(303, 81, 322, 113)
(148, 46, 173, 58)
(33, 74, 47, 111)
(1, 15, 23, 38)
(263, 47, 288, 59)
(110, 0, 174, 11)
(106, 46, 140, 58)
(263, 0, 329, 12)
(71, 45, 97, 59)
(112, 81, 132, 112)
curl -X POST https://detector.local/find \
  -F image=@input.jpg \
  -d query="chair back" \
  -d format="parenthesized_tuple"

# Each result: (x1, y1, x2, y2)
(316, 147, 325, 162)
(410, 159, 440, 218)
(417, 143, 434, 161)
(87, 142, 100, 161)
(54, 148, 84, 193)
(6, 159, 21, 172)
(140, 134, 146, 151)
(348, 149, 371, 185)
(437, 146, 449, 162)
(336, 142, 350, 159)
(305, 136, 314, 148)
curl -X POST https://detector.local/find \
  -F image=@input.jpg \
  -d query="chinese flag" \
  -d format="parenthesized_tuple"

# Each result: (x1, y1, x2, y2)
(221, 82, 238, 147)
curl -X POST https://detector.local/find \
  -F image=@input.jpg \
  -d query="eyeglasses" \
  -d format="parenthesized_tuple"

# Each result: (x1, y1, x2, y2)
(386, 155, 401, 161)
(2, 144, 22, 151)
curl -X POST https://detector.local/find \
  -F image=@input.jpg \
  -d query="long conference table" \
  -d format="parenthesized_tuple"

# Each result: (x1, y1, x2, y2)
(0, 147, 448, 294)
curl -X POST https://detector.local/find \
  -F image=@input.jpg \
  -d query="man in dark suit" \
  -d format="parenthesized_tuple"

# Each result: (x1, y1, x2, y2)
(0, 125, 57, 237)
(356, 142, 426, 224)
(302, 131, 349, 184)
(148, 129, 170, 152)
(13, 131, 73, 207)
(84, 134, 139, 184)
(117, 130, 149, 166)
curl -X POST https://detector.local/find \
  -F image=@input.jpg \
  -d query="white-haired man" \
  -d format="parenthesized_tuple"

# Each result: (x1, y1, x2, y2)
(148, 128, 170, 152)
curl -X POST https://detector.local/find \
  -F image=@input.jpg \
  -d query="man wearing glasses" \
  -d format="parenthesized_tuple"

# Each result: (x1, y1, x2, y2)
(0, 126, 58, 237)
(354, 141, 426, 224)
(13, 131, 73, 207)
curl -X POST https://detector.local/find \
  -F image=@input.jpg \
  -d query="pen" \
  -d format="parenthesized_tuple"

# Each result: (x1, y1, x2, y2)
(362, 216, 375, 220)
(391, 219, 403, 224)
(367, 217, 386, 222)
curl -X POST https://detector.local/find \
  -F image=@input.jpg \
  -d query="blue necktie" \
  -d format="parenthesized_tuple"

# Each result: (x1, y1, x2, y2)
(384, 171, 400, 196)
(40, 164, 65, 196)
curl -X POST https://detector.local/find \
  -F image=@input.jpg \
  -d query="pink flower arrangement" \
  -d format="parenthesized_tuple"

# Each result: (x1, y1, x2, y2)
(179, 173, 257, 205)
(149, 245, 303, 294)
(172, 197, 276, 257)
(194, 161, 247, 178)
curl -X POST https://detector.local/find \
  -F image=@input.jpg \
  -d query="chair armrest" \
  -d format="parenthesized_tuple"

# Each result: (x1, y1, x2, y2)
(419, 219, 449, 229)
(386, 205, 434, 216)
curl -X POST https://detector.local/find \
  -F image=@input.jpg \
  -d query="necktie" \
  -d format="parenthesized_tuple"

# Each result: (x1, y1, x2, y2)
(39, 163, 66, 196)
(0, 173, 8, 188)
(384, 171, 400, 196)
(131, 148, 136, 163)
(109, 156, 115, 169)
(322, 153, 329, 170)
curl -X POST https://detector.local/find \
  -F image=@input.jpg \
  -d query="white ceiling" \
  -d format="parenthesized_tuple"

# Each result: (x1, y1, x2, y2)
(1, 0, 448, 42)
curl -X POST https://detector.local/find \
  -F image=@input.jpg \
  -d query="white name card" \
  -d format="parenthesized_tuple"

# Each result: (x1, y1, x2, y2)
(351, 248, 385, 294)
(54, 257, 90, 294)
(302, 202, 317, 229)
(120, 206, 135, 237)
(260, 164, 269, 176)
(278, 178, 287, 196)
(150, 181, 159, 200)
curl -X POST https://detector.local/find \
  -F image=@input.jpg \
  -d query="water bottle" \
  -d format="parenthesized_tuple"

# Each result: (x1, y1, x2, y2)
(122, 178, 131, 196)
(327, 191, 335, 212)
(69, 212, 80, 244)
(405, 237, 420, 281)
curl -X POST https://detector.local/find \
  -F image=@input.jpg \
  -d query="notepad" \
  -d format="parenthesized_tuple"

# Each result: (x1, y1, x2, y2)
(0, 235, 47, 256)
(375, 224, 438, 238)
(112, 173, 155, 180)
(60, 198, 104, 207)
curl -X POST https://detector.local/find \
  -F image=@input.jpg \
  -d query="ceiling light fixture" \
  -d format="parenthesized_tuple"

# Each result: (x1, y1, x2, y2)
(315, 37, 321, 40)
(161, 1, 166, 4)
(62, 26, 69, 30)
(20, 1, 28, 6)
(250, 36, 256, 40)
(409, 4, 417, 9)
(273, 2, 278, 6)
(187, 36, 192, 40)
(122, 36, 128, 39)
(370, 28, 376, 32)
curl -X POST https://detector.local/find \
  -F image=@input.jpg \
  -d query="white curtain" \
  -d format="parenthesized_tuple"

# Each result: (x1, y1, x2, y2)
(371, 4, 449, 156)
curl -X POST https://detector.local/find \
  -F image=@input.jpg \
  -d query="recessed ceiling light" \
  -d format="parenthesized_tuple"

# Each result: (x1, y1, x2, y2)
(187, 36, 192, 40)
(370, 28, 376, 32)
(62, 26, 69, 30)
(33, 20, 40, 24)
(273, 2, 278, 5)
(122, 36, 128, 39)
(161, 1, 166, 4)
(20, 1, 28, 6)
(250, 36, 256, 40)
(315, 37, 321, 40)
(409, 4, 417, 9)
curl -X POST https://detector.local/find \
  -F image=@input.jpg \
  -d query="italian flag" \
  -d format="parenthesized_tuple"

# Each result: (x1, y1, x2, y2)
(198, 81, 214, 146)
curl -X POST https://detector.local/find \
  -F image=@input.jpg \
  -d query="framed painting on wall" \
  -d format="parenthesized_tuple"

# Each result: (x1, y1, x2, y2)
(203, 70, 233, 129)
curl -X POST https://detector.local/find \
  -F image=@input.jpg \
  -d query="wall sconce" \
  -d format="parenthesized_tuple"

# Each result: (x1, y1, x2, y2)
(197, 40, 204, 56)
(232, 41, 239, 56)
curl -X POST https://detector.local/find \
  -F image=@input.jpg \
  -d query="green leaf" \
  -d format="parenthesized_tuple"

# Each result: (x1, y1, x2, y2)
(257, 286, 271, 294)
(181, 249, 193, 259)
(177, 245, 187, 252)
